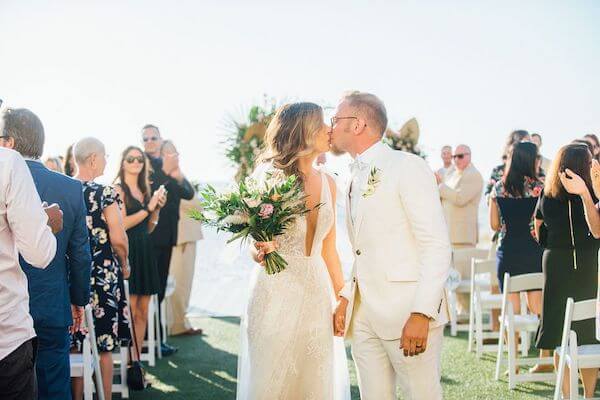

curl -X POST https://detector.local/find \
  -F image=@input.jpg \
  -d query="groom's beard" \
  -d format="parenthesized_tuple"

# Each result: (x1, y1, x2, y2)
(329, 143, 346, 156)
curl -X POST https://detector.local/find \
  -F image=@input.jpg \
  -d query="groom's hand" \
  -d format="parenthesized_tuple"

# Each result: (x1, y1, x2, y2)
(333, 297, 348, 337)
(400, 313, 430, 357)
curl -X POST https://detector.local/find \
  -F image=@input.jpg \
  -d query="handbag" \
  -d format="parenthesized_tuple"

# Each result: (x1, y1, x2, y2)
(125, 281, 149, 391)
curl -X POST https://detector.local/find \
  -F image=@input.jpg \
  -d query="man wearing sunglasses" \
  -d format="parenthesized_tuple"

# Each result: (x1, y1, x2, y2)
(437, 145, 483, 250)
(141, 124, 195, 355)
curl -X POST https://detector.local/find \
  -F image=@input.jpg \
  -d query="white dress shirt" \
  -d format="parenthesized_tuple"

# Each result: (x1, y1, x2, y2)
(0, 148, 56, 360)
(350, 141, 384, 223)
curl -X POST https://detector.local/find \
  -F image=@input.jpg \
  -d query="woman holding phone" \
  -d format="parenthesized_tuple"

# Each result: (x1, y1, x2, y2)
(115, 146, 167, 357)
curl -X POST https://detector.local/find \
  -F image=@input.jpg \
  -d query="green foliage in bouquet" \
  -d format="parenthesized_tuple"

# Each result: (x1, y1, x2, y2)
(189, 172, 317, 275)
(224, 102, 277, 183)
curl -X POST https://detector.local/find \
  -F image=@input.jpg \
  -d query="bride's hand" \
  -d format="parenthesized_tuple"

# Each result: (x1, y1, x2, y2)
(253, 241, 278, 266)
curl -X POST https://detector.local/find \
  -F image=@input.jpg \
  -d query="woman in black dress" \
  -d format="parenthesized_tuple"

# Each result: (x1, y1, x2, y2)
(535, 143, 600, 397)
(489, 141, 544, 309)
(115, 146, 167, 357)
(71, 137, 132, 399)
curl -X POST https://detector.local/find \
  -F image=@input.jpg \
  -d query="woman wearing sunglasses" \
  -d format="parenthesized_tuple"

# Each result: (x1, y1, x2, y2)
(114, 146, 167, 357)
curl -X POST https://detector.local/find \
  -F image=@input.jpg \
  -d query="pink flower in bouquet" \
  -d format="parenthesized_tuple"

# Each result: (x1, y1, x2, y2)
(532, 185, 542, 197)
(258, 203, 274, 219)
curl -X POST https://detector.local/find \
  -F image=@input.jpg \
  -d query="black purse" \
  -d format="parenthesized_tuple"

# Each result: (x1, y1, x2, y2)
(127, 359, 147, 391)
(125, 283, 149, 391)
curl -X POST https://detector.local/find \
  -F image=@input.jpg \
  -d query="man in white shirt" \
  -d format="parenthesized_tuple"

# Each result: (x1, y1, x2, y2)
(0, 147, 59, 400)
(436, 145, 454, 179)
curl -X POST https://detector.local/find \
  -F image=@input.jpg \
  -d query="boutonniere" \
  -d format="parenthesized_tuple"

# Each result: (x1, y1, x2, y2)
(363, 167, 382, 198)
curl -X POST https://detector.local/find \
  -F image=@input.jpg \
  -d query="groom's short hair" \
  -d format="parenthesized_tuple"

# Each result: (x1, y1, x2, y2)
(341, 91, 388, 136)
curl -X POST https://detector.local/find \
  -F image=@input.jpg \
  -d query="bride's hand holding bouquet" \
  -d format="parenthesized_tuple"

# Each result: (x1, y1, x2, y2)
(190, 171, 315, 274)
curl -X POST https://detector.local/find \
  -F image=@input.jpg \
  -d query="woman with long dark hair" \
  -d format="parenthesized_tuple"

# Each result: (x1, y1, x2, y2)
(485, 130, 531, 199)
(114, 146, 167, 357)
(535, 143, 600, 397)
(489, 141, 544, 307)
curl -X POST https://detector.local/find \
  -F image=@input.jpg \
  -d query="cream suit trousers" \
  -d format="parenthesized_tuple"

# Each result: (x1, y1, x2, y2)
(351, 296, 444, 400)
(168, 242, 197, 335)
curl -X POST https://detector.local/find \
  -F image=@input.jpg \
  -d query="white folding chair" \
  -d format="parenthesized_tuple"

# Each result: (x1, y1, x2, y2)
(448, 248, 490, 336)
(554, 298, 600, 400)
(141, 294, 161, 365)
(467, 258, 502, 357)
(495, 272, 555, 389)
(70, 304, 105, 400)
(161, 275, 177, 339)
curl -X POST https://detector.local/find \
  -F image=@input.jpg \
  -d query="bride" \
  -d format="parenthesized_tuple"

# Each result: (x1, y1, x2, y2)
(236, 102, 351, 399)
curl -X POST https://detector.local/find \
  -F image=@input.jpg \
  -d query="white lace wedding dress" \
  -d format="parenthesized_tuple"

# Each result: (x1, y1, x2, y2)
(236, 165, 351, 400)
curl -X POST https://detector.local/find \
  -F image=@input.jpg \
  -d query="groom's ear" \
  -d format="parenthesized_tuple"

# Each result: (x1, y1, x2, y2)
(354, 117, 368, 136)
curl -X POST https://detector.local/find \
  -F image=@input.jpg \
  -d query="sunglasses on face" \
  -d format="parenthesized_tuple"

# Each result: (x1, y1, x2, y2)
(125, 156, 145, 164)
(143, 136, 160, 142)
(453, 153, 470, 160)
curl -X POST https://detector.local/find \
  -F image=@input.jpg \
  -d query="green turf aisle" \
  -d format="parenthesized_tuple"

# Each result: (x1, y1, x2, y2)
(134, 317, 556, 399)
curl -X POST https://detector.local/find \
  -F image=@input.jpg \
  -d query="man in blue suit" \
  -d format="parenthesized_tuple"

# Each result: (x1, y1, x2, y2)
(0, 108, 91, 399)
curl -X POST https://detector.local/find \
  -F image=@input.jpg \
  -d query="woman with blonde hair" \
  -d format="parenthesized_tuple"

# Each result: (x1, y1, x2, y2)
(236, 102, 350, 399)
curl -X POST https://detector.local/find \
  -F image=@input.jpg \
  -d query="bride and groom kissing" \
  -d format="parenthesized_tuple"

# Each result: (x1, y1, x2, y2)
(236, 91, 452, 400)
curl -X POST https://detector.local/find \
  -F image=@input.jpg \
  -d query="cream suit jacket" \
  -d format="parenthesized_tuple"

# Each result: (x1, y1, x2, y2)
(438, 164, 483, 247)
(340, 144, 452, 340)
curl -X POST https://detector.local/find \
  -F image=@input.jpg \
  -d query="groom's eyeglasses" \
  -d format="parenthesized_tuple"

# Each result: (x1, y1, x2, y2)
(452, 153, 470, 160)
(330, 116, 358, 127)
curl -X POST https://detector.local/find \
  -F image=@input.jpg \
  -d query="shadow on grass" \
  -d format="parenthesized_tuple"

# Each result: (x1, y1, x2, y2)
(139, 333, 238, 399)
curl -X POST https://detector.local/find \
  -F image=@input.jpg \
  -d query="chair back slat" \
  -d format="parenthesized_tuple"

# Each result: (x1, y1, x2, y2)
(571, 298, 596, 322)
(472, 259, 496, 276)
(505, 273, 544, 293)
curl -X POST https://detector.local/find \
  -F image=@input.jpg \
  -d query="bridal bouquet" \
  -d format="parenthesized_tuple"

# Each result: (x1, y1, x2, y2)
(189, 171, 313, 275)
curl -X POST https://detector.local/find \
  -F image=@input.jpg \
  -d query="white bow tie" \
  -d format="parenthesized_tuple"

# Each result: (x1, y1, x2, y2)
(349, 159, 369, 175)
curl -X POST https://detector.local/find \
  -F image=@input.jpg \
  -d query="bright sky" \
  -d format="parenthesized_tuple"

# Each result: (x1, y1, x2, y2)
(1, 1, 599, 184)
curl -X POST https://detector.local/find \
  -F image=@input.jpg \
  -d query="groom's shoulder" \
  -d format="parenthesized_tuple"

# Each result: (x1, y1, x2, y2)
(386, 148, 427, 168)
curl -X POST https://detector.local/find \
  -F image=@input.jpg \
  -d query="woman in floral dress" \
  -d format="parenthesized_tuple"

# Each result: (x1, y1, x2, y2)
(72, 138, 131, 399)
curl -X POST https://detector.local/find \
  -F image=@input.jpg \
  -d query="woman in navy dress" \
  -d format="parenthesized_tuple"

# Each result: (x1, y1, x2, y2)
(489, 141, 544, 311)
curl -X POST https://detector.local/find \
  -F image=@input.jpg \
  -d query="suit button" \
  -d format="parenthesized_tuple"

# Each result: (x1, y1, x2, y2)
(356, 249, 361, 255)
(352, 277, 356, 283)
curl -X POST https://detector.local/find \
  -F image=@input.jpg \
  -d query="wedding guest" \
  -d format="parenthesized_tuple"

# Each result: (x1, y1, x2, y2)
(0, 108, 91, 399)
(531, 133, 552, 172)
(438, 145, 483, 249)
(162, 141, 204, 336)
(142, 126, 195, 354)
(485, 130, 531, 199)
(490, 142, 543, 301)
(114, 146, 166, 358)
(584, 134, 600, 162)
(490, 141, 547, 372)
(436, 145, 454, 179)
(535, 143, 600, 398)
(0, 147, 58, 400)
(71, 138, 131, 399)
(44, 156, 64, 173)
(63, 143, 76, 177)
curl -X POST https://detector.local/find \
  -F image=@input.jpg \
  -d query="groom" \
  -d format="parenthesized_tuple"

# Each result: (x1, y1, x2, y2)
(330, 91, 451, 400)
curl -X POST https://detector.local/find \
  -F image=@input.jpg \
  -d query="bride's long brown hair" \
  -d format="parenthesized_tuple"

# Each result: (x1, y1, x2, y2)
(258, 102, 323, 183)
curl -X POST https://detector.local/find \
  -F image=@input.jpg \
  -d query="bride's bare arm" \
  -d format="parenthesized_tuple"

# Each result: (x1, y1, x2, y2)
(321, 175, 345, 296)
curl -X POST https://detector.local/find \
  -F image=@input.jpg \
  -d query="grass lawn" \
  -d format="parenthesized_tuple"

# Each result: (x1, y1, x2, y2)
(132, 317, 558, 399)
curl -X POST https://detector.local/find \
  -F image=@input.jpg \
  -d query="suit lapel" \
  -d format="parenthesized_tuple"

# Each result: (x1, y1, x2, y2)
(345, 179, 355, 246)
(353, 165, 371, 239)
